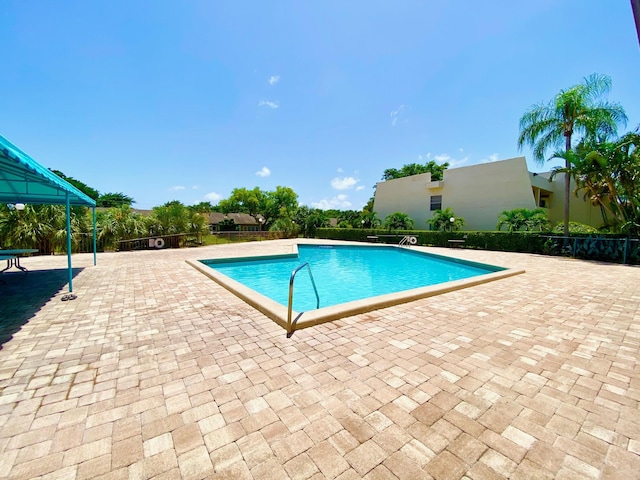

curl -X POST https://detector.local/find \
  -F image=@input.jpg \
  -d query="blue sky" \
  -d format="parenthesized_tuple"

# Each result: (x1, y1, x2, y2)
(2, 1, 638, 210)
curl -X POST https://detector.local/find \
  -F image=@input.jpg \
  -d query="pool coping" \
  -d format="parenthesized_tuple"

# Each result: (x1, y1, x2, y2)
(187, 243, 525, 334)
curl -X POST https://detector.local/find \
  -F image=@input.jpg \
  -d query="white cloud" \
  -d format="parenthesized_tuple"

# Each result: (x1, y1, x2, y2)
(356, 185, 365, 191)
(256, 166, 271, 177)
(330, 176, 358, 190)
(480, 153, 500, 163)
(204, 191, 222, 201)
(311, 194, 352, 210)
(337, 167, 344, 173)
(258, 100, 279, 109)
(192, 185, 199, 190)
(390, 104, 405, 126)
(425, 152, 469, 168)
(448, 157, 469, 167)
(169, 185, 185, 191)
(269, 75, 280, 85)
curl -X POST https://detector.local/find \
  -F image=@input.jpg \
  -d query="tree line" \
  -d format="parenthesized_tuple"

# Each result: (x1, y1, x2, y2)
(518, 73, 637, 236)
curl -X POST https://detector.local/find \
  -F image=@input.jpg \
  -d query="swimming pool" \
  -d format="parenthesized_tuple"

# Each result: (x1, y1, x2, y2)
(202, 245, 497, 310)
(188, 242, 524, 334)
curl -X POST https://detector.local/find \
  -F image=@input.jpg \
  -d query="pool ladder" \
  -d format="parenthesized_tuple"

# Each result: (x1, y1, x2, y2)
(287, 262, 320, 336)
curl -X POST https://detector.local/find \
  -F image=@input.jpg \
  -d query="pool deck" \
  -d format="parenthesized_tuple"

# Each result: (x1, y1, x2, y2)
(0, 239, 638, 479)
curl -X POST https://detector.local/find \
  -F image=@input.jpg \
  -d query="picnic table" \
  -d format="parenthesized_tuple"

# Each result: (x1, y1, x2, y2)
(0, 249, 39, 273)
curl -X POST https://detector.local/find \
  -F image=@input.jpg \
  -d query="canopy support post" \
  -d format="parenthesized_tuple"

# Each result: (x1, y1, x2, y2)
(93, 206, 97, 266)
(66, 193, 73, 292)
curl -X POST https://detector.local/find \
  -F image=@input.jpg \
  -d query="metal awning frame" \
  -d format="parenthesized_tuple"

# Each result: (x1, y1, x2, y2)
(0, 135, 97, 293)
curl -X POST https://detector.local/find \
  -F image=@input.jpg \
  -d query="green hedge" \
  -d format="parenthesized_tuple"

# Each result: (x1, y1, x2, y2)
(315, 228, 547, 253)
(314, 228, 640, 263)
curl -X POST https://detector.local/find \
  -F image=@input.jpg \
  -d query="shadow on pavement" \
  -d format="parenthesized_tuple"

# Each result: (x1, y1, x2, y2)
(0, 267, 83, 350)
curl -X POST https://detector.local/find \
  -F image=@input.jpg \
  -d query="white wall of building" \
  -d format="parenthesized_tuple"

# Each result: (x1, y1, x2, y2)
(373, 156, 605, 231)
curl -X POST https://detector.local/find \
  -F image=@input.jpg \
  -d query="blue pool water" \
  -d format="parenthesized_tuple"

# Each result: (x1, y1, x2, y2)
(202, 245, 500, 312)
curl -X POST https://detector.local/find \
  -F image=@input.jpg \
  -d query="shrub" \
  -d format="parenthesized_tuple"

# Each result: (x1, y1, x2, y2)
(383, 212, 414, 231)
(497, 208, 550, 232)
(551, 221, 598, 234)
(428, 208, 465, 231)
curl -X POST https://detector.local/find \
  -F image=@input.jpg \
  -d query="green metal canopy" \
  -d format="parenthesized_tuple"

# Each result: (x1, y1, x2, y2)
(0, 134, 97, 293)
(0, 135, 96, 207)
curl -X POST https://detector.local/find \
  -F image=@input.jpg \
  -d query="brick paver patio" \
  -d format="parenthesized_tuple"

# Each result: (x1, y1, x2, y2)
(0, 239, 638, 479)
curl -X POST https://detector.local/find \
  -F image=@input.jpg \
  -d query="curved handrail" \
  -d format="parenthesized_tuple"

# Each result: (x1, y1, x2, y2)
(399, 235, 417, 247)
(287, 262, 320, 334)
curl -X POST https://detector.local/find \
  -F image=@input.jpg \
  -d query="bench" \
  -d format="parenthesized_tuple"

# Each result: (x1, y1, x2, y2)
(447, 239, 466, 247)
(366, 236, 379, 243)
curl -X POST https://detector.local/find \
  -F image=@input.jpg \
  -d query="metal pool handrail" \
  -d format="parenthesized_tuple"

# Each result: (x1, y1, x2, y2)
(399, 235, 417, 247)
(287, 262, 320, 334)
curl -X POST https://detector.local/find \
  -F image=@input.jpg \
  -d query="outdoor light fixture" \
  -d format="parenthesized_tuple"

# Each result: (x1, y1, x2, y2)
(14, 203, 25, 211)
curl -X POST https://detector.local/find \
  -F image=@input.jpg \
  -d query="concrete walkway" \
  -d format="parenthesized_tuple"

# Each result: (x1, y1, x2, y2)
(0, 240, 638, 479)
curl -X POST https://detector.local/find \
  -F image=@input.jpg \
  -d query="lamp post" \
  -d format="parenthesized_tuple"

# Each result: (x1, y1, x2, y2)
(361, 219, 365, 229)
(258, 217, 264, 231)
(449, 217, 455, 232)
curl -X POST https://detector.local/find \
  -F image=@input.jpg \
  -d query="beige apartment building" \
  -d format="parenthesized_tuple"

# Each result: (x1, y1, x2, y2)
(373, 156, 605, 231)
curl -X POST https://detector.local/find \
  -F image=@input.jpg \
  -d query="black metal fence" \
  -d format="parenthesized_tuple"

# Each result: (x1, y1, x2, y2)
(70, 231, 279, 253)
(209, 231, 278, 243)
(541, 236, 640, 264)
(117, 234, 202, 251)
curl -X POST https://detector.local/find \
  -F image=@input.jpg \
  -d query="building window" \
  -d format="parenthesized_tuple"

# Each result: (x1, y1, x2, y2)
(430, 195, 442, 211)
(539, 194, 550, 208)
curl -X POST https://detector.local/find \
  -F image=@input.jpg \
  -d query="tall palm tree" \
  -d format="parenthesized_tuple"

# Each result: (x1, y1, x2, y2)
(518, 73, 627, 235)
(555, 131, 640, 234)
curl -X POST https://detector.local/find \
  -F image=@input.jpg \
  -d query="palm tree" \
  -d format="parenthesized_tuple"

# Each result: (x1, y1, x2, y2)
(384, 212, 414, 231)
(360, 211, 381, 229)
(496, 209, 528, 232)
(428, 208, 465, 232)
(496, 208, 549, 232)
(518, 73, 627, 236)
(0, 205, 53, 249)
(554, 131, 640, 234)
(97, 206, 148, 248)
